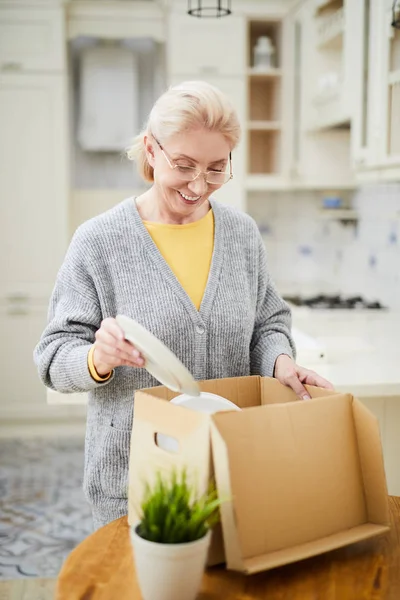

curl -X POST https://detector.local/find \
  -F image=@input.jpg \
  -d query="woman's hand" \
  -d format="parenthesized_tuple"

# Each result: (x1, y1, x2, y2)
(92, 317, 145, 376)
(274, 354, 334, 400)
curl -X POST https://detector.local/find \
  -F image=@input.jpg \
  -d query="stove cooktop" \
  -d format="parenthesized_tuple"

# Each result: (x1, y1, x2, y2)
(283, 295, 386, 310)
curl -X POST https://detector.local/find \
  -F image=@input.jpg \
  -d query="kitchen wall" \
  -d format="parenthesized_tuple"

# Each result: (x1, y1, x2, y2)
(248, 182, 400, 309)
(69, 37, 164, 191)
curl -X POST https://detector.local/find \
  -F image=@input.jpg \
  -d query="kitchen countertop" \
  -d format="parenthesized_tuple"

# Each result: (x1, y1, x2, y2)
(292, 308, 400, 398)
(47, 309, 400, 406)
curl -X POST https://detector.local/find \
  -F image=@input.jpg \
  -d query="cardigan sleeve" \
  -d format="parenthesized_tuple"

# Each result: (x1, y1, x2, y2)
(250, 234, 296, 377)
(33, 229, 115, 393)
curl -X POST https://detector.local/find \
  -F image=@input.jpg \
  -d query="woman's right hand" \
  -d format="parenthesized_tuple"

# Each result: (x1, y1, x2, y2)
(92, 317, 145, 376)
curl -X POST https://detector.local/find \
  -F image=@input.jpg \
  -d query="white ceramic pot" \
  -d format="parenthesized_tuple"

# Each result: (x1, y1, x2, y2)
(131, 525, 211, 600)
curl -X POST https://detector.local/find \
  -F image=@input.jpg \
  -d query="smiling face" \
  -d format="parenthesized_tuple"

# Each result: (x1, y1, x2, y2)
(144, 127, 231, 224)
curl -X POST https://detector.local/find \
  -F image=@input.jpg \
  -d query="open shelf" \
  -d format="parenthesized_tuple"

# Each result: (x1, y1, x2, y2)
(318, 209, 358, 220)
(247, 68, 282, 78)
(248, 75, 281, 121)
(314, 0, 343, 17)
(245, 177, 356, 191)
(308, 0, 349, 132)
(316, 7, 344, 50)
(309, 89, 351, 130)
(247, 19, 282, 178)
(248, 121, 281, 131)
(248, 130, 281, 175)
(248, 20, 282, 71)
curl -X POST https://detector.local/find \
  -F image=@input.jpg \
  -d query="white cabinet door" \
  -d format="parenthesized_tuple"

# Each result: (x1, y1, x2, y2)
(0, 73, 69, 296)
(283, 1, 355, 188)
(351, 0, 382, 171)
(0, 7, 66, 72)
(167, 13, 246, 77)
(0, 301, 87, 422)
(376, 2, 400, 171)
(169, 75, 246, 211)
(0, 303, 48, 419)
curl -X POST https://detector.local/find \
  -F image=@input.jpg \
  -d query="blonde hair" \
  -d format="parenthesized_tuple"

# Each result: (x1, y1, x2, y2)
(127, 80, 241, 183)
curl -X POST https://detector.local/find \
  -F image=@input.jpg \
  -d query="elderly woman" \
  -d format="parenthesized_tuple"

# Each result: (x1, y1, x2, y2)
(34, 81, 332, 529)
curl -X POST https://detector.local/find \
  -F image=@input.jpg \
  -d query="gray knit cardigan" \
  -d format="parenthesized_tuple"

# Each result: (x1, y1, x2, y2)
(34, 197, 295, 528)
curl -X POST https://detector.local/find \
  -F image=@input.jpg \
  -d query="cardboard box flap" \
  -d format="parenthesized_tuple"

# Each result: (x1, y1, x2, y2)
(305, 384, 344, 399)
(260, 377, 297, 405)
(260, 377, 346, 405)
(209, 419, 245, 570)
(128, 393, 211, 526)
(352, 398, 390, 525)
(133, 391, 208, 437)
(199, 376, 261, 409)
(141, 376, 262, 409)
(211, 394, 368, 570)
(241, 523, 390, 574)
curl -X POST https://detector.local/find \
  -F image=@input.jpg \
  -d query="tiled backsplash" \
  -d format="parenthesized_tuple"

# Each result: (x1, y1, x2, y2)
(247, 183, 400, 309)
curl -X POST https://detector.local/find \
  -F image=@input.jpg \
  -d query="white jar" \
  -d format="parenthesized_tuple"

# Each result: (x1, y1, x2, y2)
(253, 36, 275, 71)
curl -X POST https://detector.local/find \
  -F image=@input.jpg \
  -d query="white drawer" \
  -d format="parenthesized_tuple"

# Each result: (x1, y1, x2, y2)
(0, 7, 65, 72)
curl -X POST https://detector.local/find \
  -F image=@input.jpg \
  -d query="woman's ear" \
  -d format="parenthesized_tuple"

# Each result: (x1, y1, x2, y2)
(144, 135, 156, 168)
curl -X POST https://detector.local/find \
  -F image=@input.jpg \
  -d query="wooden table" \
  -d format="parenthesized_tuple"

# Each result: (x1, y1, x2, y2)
(57, 497, 400, 600)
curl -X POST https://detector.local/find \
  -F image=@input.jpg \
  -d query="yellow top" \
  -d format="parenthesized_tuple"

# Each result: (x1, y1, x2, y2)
(144, 208, 214, 310)
(87, 209, 214, 382)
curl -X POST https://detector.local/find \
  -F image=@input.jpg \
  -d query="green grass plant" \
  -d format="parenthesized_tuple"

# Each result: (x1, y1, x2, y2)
(136, 469, 223, 544)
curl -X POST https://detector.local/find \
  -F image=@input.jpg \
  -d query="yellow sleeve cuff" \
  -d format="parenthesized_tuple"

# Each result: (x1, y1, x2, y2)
(87, 345, 113, 382)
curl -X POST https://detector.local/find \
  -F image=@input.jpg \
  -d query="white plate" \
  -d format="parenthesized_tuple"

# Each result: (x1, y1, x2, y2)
(115, 314, 200, 396)
(157, 392, 240, 453)
(171, 392, 240, 414)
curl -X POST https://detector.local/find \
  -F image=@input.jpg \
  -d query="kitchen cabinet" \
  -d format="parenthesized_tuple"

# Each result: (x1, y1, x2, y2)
(0, 302, 50, 420)
(167, 12, 246, 77)
(0, 4, 69, 422)
(375, 0, 400, 175)
(281, 0, 355, 189)
(0, 6, 66, 72)
(352, 0, 400, 178)
(0, 300, 87, 423)
(0, 73, 69, 296)
(67, 0, 165, 42)
(286, 0, 400, 184)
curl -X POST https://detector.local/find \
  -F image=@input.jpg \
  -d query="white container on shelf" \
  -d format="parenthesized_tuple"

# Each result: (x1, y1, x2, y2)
(253, 36, 275, 70)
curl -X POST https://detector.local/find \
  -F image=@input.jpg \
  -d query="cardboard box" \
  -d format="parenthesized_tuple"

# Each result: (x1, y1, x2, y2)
(128, 376, 390, 574)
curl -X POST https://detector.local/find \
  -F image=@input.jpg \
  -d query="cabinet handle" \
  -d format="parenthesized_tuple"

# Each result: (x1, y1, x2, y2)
(6, 293, 29, 303)
(6, 294, 30, 316)
(7, 307, 29, 316)
(1, 62, 23, 71)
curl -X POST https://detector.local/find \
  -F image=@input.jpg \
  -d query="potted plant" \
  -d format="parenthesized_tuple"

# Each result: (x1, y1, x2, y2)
(130, 468, 223, 600)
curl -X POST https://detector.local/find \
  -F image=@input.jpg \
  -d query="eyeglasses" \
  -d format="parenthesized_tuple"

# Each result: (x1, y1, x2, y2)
(153, 136, 233, 185)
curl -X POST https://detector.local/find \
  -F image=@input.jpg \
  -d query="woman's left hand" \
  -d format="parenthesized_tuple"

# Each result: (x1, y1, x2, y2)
(274, 354, 334, 400)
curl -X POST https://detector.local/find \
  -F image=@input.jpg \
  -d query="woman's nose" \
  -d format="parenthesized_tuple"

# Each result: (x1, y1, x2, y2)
(188, 174, 208, 196)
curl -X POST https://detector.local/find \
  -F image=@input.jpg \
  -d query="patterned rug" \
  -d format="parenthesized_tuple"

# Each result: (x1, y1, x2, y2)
(0, 437, 93, 580)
